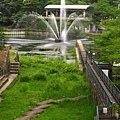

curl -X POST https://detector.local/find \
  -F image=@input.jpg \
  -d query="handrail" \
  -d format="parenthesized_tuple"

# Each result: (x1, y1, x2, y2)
(79, 45, 120, 104)
(86, 61, 113, 106)
(3, 48, 10, 74)
(76, 40, 119, 119)
(93, 61, 120, 104)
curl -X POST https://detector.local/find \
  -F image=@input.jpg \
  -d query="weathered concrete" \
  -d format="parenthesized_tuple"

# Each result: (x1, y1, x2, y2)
(0, 74, 18, 94)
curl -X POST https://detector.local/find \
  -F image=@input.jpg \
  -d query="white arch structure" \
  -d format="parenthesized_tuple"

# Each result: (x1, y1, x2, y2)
(45, 5, 93, 17)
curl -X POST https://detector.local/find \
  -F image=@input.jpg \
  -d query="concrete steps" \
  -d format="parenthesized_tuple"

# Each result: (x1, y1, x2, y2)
(100, 116, 117, 120)
(0, 74, 18, 94)
(10, 62, 20, 74)
(94, 115, 117, 120)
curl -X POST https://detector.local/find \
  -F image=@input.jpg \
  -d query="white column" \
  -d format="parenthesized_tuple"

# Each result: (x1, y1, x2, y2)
(83, 10, 86, 18)
(56, 11, 58, 16)
(46, 10, 48, 17)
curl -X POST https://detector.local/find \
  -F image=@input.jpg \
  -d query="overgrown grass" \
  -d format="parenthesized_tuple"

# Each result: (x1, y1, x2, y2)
(0, 55, 96, 120)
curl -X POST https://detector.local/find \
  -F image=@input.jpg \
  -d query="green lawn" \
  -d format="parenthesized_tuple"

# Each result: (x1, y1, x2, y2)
(0, 55, 96, 120)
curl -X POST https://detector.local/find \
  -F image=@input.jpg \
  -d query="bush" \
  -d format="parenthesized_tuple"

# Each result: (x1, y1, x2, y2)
(0, 46, 5, 50)
(46, 79, 62, 91)
(48, 68, 59, 74)
(32, 72, 47, 81)
(20, 75, 31, 82)
(65, 73, 80, 81)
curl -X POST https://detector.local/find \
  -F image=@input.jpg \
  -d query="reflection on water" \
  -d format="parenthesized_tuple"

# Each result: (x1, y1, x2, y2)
(4, 35, 51, 51)
(5, 35, 76, 51)
(4, 35, 92, 58)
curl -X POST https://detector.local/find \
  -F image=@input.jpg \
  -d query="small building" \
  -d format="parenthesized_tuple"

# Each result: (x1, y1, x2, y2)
(45, 5, 94, 18)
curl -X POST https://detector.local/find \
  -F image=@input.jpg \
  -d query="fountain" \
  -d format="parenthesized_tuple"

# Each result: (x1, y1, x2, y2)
(32, 0, 84, 43)
(6, 0, 85, 59)
(28, 0, 84, 58)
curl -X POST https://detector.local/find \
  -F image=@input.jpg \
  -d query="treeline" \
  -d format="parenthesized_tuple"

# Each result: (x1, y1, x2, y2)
(0, 0, 120, 26)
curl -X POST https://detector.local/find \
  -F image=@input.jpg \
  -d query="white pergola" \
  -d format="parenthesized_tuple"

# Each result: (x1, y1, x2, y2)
(45, 5, 93, 17)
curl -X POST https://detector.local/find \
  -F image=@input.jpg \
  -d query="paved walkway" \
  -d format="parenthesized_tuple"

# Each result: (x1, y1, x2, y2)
(0, 74, 18, 94)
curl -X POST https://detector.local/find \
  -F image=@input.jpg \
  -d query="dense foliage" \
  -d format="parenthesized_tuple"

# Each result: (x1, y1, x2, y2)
(91, 18, 120, 86)
(93, 18, 120, 64)
(93, 0, 120, 23)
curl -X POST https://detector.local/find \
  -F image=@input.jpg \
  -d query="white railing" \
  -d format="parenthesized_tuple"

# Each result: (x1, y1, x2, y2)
(4, 31, 25, 35)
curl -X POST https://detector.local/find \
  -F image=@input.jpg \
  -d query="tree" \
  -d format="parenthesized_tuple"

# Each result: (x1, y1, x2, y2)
(22, 0, 41, 13)
(0, 0, 23, 26)
(93, 0, 120, 23)
(92, 18, 120, 83)
(94, 19, 120, 63)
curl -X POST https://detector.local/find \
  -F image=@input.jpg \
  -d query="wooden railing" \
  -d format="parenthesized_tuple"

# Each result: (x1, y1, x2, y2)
(3, 48, 10, 74)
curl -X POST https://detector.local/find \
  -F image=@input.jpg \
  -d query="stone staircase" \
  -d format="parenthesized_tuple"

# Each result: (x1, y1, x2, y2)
(0, 74, 18, 95)
(10, 62, 20, 74)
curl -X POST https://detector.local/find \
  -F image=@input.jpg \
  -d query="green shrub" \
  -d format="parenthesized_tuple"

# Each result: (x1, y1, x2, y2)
(46, 79, 62, 91)
(32, 72, 47, 81)
(20, 75, 31, 82)
(0, 46, 5, 50)
(19, 84, 30, 92)
(65, 73, 80, 81)
(48, 67, 59, 74)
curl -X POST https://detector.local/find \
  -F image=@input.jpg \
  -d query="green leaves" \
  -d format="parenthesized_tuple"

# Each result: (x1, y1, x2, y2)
(93, 0, 120, 23)
(0, 27, 4, 47)
(93, 18, 120, 63)
(23, 0, 31, 5)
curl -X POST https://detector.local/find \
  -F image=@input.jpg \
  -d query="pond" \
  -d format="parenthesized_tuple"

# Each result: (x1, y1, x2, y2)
(4, 35, 76, 59)
(4, 34, 93, 60)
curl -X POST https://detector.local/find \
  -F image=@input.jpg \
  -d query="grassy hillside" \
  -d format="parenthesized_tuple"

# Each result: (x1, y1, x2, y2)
(0, 55, 96, 120)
